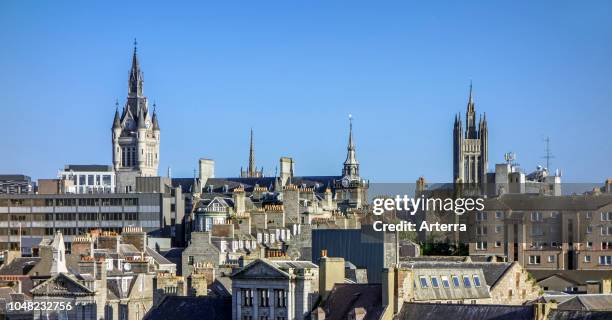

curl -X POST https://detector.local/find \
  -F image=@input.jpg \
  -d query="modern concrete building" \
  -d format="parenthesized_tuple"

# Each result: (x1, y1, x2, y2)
(58, 164, 116, 194)
(0, 175, 33, 195)
(0, 193, 164, 252)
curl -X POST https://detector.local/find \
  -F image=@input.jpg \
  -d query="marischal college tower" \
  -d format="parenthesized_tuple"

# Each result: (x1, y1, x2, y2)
(112, 42, 160, 192)
(453, 84, 488, 185)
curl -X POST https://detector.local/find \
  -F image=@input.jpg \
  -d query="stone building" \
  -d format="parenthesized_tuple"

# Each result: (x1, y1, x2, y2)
(470, 193, 612, 271)
(112, 42, 160, 193)
(230, 259, 319, 320)
(453, 83, 488, 185)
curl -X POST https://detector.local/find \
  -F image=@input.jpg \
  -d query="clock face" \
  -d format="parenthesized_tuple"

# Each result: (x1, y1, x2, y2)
(341, 177, 350, 187)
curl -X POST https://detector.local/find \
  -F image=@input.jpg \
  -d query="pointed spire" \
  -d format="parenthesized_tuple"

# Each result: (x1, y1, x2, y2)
(343, 114, 359, 178)
(129, 38, 143, 97)
(137, 108, 146, 129)
(348, 114, 355, 150)
(113, 100, 121, 129)
(152, 102, 160, 131)
(468, 80, 474, 111)
(248, 128, 256, 175)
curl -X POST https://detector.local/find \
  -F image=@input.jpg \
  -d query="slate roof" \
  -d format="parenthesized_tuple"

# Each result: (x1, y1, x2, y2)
(555, 294, 612, 311)
(30, 273, 94, 297)
(396, 302, 535, 320)
(145, 247, 173, 266)
(483, 194, 612, 211)
(0, 258, 40, 275)
(144, 296, 231, 320)
(172, 175, 339, 194)
(399, 261, 514, 287)
(318, 283, 384, 320)
(548, 310, 612, 320)
(529, 270, 612, 285)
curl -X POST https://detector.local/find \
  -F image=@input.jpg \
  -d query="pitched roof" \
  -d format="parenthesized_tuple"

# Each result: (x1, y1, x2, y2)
(555, 294, 612, 311)
(399, 261, 514, 287)
(396, 302, 535, 320)
(0, 257, 40, 275)
(30, 273, 94, 297)
(318, 283, 384, 320)
(144, 296, 231, 320)
(529, 270, 612, 285)
(548, 310, 612, 320)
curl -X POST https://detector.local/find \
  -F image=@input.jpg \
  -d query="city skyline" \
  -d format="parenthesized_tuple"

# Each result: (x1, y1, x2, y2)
(1, 1, 612, 182)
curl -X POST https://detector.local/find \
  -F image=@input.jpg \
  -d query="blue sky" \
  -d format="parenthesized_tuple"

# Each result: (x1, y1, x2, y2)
(1, 1, 611, 182)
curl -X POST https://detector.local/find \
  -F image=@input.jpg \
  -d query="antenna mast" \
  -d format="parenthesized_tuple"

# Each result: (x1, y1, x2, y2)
(542, 137, 555, 170)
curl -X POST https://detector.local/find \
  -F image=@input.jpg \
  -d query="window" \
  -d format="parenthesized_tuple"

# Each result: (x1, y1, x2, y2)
(548, 255, 555, 263)
(599, 256, 612, 265)
(601, 212, 612, 221)
(259, 289, 269, 307)
(476, 241, 487, 250)
(473, 275, 481, 287)
(476, 226, 487, 235)
(242, 289, 253, 306)
(587, 225, 592, 234)
(586, 212, 592, 219)
(584, 256, 591, 263)
(452, 276, 460, 288)
(601, 226, 609, 236)
(275, 289, 286, 307)
(188, 256, 194, 265)
(476, 212, 487, 221)
(431, 277, 439, 288)
(529, 255, 541, 264)
(531, 212, 542, 222)
(551, 212, 560, 218)
(495, 225, 503, 233)
(531, 225, 544, 236)
(587, 242, 593, 249)
(462, 276, 471, 288)
(496, 211, 503, 219)
(419, 276, 428, 288)
(602, 242, 611, 250)
(441, 276, 450, 288)
(495, 241, 502, 247)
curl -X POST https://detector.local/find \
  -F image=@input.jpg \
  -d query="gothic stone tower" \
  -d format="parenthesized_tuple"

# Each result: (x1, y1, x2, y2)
(453, 84, 488, 184)
(240, 129, 263, 178)
(335, 115, 368, 211)
(112, 42, 160, 192)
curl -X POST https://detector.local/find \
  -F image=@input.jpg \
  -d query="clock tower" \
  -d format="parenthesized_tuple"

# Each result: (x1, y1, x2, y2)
(334, 115, 368, 211)
(112, 41, 160, 192)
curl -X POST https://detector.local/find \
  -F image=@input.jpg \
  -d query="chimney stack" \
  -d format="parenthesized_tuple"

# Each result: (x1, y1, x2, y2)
(318, 251, 344, 301)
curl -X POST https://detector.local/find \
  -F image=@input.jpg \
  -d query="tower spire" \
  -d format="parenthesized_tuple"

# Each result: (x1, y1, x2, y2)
(129, 39, 143, 98)
(248, 128, 255, 175)
(465, 81, 477, 138)
(468, 80, 474, 111)
(343, 114, 359, 178)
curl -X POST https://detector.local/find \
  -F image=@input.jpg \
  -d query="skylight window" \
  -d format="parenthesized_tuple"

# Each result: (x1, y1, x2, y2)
(431, 276, 439, 288)
(419, 276, 429, 288)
